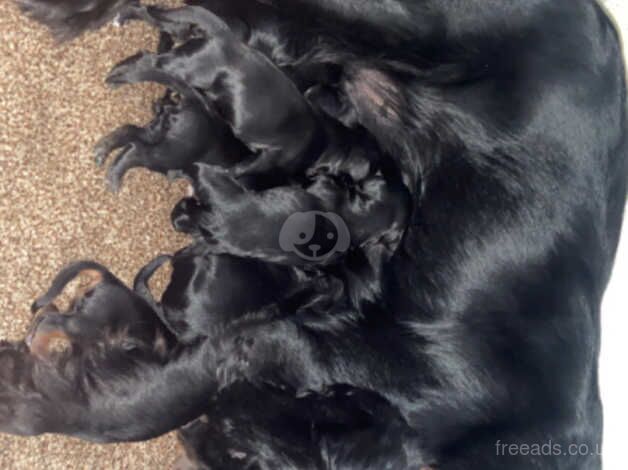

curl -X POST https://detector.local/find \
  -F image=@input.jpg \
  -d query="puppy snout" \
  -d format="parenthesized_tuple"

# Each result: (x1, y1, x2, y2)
(25, 309, 72, 360)
(171, 198, 200, 234)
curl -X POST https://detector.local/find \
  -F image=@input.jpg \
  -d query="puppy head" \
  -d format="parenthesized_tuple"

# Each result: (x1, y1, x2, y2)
(0, 306, 171, 438)
(279, 211, 351, 263)
(171, 197, 205, 237)
(28, 262, 171, 361)
(170, 164, 243, 237)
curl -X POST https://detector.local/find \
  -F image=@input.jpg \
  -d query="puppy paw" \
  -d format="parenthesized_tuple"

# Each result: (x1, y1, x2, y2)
(105, 144, 143, 193)
(105, 51, 155, 88)
(94, 125, 142, 167)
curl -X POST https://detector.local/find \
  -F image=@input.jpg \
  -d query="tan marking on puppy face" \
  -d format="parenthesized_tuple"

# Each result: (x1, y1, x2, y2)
(29, 329, 72, 361)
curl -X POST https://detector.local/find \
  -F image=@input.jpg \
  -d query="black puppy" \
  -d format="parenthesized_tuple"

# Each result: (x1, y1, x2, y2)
(0, 260, 385, 454)
(134, 242, 339, 344)
(170, 148, 409, 270)
(0, 261, 189, 439)
(26, 260, 172, 360)
(104, 3, 324, 183)
(10, 0, 628, 469)
(94, 91, 249, 192)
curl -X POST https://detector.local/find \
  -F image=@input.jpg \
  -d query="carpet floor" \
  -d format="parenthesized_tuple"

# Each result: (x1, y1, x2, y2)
(0, 1, 187, 468)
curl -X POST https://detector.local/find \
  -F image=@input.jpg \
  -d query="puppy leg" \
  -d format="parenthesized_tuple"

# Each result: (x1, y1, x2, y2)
(105, 50, 160, 87)
(132, 254, 184, 338)
(31, 261, 111, 314)
(116, 3, 229, 39)
(133, 254, 171, 308)
(105, 142, 151, 193)
(94, 124, 146, 167)
(95, 126, 162, 191)
(105, 50, 208, 109)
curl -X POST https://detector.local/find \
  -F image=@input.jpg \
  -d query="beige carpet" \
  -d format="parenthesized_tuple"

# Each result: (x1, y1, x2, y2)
(0, 1, 188, 468)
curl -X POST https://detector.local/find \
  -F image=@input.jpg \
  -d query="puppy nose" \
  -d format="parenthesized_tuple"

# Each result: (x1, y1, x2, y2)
(309, 244, 321, 254)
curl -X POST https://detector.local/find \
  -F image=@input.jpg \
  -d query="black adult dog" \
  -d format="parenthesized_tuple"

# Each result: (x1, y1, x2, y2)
(11, 0, 628, 469)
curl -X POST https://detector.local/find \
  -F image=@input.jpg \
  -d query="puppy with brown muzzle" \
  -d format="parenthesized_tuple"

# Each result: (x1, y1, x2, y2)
(0, 260, 201, 441)
(0, 259, 395, 459)
(27, 261, 172, 360)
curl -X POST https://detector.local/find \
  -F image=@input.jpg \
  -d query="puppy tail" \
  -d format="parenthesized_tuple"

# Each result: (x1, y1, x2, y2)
(16, 0, 132, 41)
(133, 254, 171, 306)
(31, 261, 113, 314)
